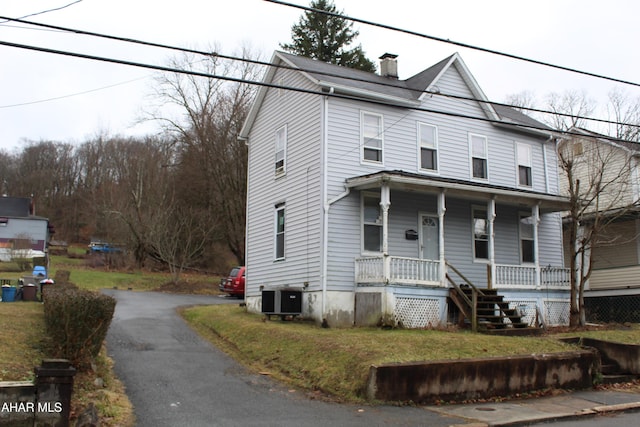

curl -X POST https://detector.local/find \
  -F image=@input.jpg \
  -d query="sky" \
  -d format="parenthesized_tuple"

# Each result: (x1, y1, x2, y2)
(1, 0, 640, 150)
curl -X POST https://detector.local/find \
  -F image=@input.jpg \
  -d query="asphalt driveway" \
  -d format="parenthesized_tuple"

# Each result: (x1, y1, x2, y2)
(104, 290, 460, 426)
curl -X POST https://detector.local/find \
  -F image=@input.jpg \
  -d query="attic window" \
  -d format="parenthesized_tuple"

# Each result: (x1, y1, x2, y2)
(573, 142, 584, 156)
(0, 217, 7, 227)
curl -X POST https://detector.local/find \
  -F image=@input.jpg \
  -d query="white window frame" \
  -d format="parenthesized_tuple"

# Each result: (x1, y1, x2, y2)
(516, 142, 532, 187)
(275, 125, 287, 177)
(361, 192, 382, 254)
(469, 133, 488, 180)
(417, 122, 439, 173)
(361, 111, 383, 164)
(519, 212, 536, 264)
(274, 203, 285, 261)
(472, 206, 489, 261)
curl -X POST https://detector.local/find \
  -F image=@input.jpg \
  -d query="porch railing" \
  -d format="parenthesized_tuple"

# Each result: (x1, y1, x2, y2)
(355, 256, 442, 285)
(495, 264, 570, 289)
(356, 257, 570, 289)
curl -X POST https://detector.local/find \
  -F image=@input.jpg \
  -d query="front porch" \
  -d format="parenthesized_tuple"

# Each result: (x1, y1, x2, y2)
(355, 256, 570, 290)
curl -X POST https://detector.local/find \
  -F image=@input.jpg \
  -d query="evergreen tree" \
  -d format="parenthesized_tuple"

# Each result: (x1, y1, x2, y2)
(280, 0, 376, 72)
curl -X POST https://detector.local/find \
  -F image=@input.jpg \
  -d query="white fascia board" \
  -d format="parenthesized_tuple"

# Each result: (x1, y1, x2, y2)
(318, 81, 421, 108)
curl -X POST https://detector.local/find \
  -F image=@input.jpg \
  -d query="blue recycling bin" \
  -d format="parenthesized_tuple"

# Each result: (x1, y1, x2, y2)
(1, 286, 17, 302)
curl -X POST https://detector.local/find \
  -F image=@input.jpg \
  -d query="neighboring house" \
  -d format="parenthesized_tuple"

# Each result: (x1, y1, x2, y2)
(240, 51, 571, 328)
(0, 196, 52, 262)
(558, 128, 640, 322)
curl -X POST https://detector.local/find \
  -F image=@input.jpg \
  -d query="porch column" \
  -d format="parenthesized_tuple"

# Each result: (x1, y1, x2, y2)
(487, 198, 496, 289)
(380, 183, 391, 282)
(532, 203, 541, 289)
(438, 190, 446, 283)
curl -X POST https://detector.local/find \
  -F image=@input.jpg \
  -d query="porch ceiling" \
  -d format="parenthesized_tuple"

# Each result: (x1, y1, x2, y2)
(345, 170, 570, 213)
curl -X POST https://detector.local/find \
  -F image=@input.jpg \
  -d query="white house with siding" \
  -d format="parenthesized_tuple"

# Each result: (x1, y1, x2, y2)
(240, 51, 571, 328)
(558, 128, 640, 322)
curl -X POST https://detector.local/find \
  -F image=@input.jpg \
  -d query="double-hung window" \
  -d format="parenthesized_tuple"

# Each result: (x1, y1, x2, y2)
(516, 143, 532, 187)
(519, 214, 535, 263)
(275, 125, 287, 176)
(275, 203, 285, 260)
(470, 134, 488, 180)
(473, 207, 489, 260)
(362, 112, 383, 163)
(363, 193, 382, 252)
(418, 123, 438, 172)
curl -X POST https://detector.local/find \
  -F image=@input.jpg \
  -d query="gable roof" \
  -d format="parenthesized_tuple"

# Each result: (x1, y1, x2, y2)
(0, 197, 31, 217)
(239, 51, 551, 139)
(567, 127, 640, 155)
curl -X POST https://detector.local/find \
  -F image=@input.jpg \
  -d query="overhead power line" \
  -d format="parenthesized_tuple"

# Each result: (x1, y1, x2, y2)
(1, 15, 637, 132)
(0, 0, 83, 23)
(263, 0, 640, 89)
(1, 37, 627, 143)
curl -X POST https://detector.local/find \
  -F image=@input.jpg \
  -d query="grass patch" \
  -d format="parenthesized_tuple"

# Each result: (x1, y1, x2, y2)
(182, 304, 578, 402)
(557, 324, 640, 344)
(0, 302, 46, 381)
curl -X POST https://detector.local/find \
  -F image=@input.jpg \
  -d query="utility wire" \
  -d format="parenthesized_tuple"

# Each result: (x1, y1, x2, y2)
(264, 0, 640, 89)
(0, 38, 625, 143)
(1, 15, 636, 132)
(0, 0, 83, 23)
(0, 76, 148, 109)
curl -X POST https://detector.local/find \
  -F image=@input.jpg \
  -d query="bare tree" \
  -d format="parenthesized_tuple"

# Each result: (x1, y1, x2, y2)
(606, 88, 640, 142)
(558, 130, 639, 326)
(546, 90, 596, 131)
(148, 44, 262, 265)
(147, 204, 218, 283)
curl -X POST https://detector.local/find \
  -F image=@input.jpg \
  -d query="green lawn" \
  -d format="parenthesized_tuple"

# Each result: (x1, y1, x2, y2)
(182, 304, 605, 402)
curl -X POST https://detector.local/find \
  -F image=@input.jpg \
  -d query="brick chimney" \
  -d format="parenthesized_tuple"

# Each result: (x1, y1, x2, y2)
(379, 53, 398, 79)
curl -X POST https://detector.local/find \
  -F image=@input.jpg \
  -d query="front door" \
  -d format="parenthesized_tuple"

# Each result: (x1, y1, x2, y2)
(420, 214, 439, 260)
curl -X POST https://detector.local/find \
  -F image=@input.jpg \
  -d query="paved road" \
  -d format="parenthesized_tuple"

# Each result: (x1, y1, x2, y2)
(104, 290, 460, 427)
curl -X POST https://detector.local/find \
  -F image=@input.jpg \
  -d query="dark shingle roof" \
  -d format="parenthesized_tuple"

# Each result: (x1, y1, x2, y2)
(274, 51, 550, 132)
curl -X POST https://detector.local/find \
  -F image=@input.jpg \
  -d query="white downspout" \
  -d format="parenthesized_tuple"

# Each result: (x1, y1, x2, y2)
(321, 87, 337, 322)
(488, 197, 496, 289)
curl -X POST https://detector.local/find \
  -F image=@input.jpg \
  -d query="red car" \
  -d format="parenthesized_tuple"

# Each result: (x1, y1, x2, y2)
(219, 266, 245, 297)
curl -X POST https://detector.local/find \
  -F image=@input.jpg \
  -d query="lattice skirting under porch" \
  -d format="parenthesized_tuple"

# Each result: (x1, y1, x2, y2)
(502, 298, 570, 327)
(394, 297, 441, 328)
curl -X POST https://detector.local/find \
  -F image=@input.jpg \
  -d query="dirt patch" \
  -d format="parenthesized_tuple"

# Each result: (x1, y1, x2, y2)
(155, 280, 221, 295)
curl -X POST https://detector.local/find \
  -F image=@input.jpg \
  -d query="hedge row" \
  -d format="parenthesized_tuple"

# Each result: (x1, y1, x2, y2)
(43, 285, 116, 370)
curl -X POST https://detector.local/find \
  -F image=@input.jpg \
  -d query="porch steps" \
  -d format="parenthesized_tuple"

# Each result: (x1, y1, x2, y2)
(450, 286, 542, 335)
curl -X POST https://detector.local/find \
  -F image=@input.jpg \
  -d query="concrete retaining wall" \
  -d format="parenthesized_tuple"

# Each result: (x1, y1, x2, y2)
(573, 337, 640, 374)
(0, 359, 75, 427)
(367, 349, 600, 403)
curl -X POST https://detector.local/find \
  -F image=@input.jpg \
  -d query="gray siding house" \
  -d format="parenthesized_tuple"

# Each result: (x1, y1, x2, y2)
(240, 51, 571, 328)
(0, 196, 51, 261)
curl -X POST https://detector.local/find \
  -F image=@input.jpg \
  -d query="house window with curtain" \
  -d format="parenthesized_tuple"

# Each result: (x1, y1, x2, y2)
(470, 134, 488, 180)
(363, 193, 382, 252)
(275, 203, 285, 260)
(516, 143, 532, 187)
(275, 125, 287, 176)
(418, 122, 438, 172)
(361, 112, 383, 163)
(519, 214, 535, 263)
(473, 207, 489, 260)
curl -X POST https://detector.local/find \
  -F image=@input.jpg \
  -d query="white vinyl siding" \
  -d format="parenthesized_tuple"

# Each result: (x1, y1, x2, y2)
(418, 122, 438, 172)
(361, 111, 383, 164)
(245, 63, 323, 295)
(469, 134, 488, 180)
